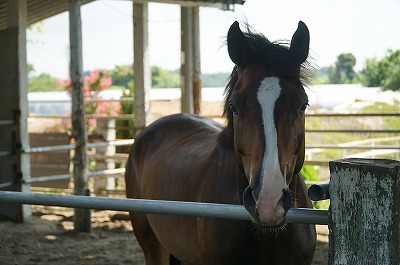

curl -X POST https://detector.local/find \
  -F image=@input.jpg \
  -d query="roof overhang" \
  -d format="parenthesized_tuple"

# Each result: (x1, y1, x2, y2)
(0, 0, 245, 30)
(132, 0, 245, 10)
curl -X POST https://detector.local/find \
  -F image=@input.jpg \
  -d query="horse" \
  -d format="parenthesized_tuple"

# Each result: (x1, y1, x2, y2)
(125, 21, 316, 265)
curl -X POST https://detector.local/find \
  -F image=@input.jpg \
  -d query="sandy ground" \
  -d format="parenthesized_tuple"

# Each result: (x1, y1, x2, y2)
(0, 206, 328, 265)
(5, 100, 329, 264)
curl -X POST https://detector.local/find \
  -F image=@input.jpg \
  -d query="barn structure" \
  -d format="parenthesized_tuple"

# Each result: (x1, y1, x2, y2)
(0, 0, 245, 225)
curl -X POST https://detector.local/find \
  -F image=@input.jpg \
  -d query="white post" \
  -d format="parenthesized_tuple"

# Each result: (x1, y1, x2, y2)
(94, 118, 116, 193)
(180, 7, 193, 114)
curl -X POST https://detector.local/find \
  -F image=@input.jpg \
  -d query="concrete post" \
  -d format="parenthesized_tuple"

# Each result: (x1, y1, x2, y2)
(329, 158, 400, 264)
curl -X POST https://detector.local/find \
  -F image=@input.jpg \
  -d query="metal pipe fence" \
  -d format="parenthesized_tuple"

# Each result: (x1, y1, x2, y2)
(23, 168, 126, 184)
(29, 97, 134, 103)
(0, 190, 329, 225)
(28, 113, 134, 120)
(0, 120, 15, 126)
(306, 144, 400, 150)
(306, 129, 400, 133)
(22, 139, 135, 153)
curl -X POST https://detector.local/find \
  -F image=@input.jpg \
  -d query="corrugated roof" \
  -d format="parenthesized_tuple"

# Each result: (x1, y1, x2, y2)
(0, 0, 93, 30)
(0, 0, 245, 30)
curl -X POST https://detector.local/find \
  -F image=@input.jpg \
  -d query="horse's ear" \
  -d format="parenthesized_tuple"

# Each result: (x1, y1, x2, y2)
(227, 21, 248, 66)
(289, 21, 310, 64)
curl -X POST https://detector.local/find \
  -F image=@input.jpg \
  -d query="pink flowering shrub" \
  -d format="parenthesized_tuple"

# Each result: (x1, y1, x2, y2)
(57, 69, 121, 132)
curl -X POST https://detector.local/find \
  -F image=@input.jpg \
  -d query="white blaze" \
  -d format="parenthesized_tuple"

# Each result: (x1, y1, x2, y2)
(256, 77, 287, 224)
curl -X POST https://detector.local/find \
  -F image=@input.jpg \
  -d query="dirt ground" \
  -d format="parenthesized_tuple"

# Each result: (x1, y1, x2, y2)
(8, 100, 328, 264)
(0, 206, 328, 265)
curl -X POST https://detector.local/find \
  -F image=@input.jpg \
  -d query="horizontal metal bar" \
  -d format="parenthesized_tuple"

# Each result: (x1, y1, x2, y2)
(304, 160, 329, 166)
(306, 129, 400, 133)
(24, 174, 73, 183)
(0, 191, 329, 225)
(87, 139, 134, 149)
(304, 180, 327, 186)
(0, 182, 16, 189)
(22, 144, 75, 153)
(22, 139, 134, 153)
(306, 112, 400, 117)
(29, 97, 134, 103)
(88, 168, 125, 177)
(0, 120, 15, 126)
(308, 183, 330, 201)
(0, 151, 13, 156)
(84, 97, 134, 103)
(306, 145, 400, 150)
(87, 153, 129, 162)
(28, 114, 134, 120)
(23, 168, 125, 184)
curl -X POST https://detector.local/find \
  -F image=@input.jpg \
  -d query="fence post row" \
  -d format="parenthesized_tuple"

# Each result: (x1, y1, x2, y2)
(329, 158, 400, 264)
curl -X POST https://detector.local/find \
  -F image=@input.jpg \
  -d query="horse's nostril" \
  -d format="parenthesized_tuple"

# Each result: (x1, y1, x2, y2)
(243, 186, 257, 215)
(282, 189, 292, 213)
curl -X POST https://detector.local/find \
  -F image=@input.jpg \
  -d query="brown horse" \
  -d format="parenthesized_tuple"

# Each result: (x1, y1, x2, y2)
(125, 21, 316, 265)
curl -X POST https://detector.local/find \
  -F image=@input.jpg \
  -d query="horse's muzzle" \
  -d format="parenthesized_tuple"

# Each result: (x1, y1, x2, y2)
(243, 186, 292, 227)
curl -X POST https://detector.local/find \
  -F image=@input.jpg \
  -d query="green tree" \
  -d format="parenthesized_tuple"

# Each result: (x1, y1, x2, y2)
(328, 53, 357, 84)
(201, 72, 230, 87)
(360, 58, 385, 87)
(151, 66, 180, 88)
(110, 64, 133, 89)
(361, 49, 400, 91)
(28, 73, 61, 92)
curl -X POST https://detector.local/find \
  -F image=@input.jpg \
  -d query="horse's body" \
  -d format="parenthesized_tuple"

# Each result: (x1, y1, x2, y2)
(125, 21, 316, 265)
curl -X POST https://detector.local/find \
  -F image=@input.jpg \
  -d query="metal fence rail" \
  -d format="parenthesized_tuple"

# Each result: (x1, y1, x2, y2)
(23, 168, 126, 184)
(306, 112, 400, 117)
(22, 139, 135, 153)
(0, 191, 329, 225)
(0, 119, 15, 126)
(306, 129, 400, 133)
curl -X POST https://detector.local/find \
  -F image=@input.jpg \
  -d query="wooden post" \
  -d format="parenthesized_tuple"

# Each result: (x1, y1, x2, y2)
(0, 0, 31, 222)
(133, 3, 151, 135)
(192, 7, 202, 115)
(329, 158, 400, 264)
(180, 7, 193, 114)
(69, 0, 90, 232)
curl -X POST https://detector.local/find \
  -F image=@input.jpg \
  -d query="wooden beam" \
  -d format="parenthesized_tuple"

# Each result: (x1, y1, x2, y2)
(69, 0, 90, 232)
(180, 7, 193, 114)
(133, 2, 151, 134)
(192, 6, 201, 114)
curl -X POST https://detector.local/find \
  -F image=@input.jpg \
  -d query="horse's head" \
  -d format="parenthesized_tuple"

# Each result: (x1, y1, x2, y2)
(225, 21, 310, 227)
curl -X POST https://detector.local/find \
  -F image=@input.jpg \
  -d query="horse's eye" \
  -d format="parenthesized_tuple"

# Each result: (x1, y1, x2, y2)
(299, 103, 309, 114)
(229, 101, 239, 116)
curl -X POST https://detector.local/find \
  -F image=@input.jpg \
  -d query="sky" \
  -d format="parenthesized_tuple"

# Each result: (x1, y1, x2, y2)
(27, 0, 400, 79)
